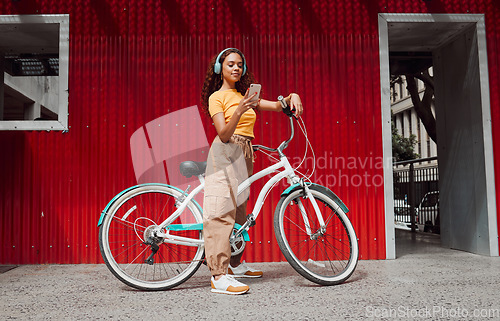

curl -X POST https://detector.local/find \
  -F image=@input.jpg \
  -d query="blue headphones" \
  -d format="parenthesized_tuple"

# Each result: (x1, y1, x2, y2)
(213, 48, 247, 76)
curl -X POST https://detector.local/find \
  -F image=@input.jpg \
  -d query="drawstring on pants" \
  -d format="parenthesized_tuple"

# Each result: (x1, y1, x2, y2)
(231, 134, 255, 162)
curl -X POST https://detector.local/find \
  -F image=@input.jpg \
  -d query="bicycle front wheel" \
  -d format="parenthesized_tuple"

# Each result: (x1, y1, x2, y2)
(99, 184, 204, 291)
(274, 185, 358, 285)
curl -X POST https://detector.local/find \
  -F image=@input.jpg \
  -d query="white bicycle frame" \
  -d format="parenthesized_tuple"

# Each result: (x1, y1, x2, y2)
(154, 118, 325, 247)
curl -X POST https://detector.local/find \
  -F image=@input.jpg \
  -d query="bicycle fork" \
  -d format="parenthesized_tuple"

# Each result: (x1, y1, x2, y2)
(296, 184, 326, 239)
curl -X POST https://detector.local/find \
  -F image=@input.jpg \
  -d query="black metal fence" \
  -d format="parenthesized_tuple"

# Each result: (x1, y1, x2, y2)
(393, 157, 440, 233)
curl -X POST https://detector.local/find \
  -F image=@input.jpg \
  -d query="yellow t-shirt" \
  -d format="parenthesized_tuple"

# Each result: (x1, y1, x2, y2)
(208, 89, 256, 138)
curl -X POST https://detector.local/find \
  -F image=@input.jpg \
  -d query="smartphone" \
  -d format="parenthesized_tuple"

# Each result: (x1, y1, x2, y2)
(248, 84, 261, 102)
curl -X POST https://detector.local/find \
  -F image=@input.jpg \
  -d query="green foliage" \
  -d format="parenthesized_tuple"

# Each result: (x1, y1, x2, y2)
(392, 117, 419, 162)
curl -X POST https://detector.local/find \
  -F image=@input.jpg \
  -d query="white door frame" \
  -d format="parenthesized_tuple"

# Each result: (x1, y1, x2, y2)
(378, 13, 498, 258)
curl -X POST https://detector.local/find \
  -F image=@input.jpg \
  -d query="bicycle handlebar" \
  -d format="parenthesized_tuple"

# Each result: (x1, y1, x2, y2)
(278, 95, 298, 120)
(252, 95, 296, 157)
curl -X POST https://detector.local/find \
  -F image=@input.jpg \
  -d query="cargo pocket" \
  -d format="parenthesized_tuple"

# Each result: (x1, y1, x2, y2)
(203, 194, 236, 221)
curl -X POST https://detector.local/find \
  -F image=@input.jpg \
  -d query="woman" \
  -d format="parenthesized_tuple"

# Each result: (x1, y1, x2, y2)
(200, 48, 303, 295)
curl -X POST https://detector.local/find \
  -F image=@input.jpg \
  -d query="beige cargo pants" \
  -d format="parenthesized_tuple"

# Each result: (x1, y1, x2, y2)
(203, 134, 254, 276)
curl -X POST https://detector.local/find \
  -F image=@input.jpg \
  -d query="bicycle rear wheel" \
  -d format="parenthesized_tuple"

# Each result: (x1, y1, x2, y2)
(99, 184, 204, 291)
(274, 185, 358, 285)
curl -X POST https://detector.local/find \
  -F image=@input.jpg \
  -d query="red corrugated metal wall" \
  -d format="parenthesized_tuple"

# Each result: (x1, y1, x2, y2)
(0, 0, 499, 264)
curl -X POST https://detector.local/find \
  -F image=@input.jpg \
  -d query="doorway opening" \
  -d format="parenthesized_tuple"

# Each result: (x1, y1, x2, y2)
(379, 14, 499, 258)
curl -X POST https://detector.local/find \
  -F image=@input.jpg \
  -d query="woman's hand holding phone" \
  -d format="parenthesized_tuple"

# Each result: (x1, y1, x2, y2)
(238, 84, 261, 115)
(248, 84, 261, 103)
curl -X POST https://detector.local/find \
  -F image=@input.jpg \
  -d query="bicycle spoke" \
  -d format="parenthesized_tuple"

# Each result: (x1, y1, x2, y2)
(322, 234, 352, 255)
(111, 217, 148, 232)
(124, 245, 150, 269)
(322, 237, 349, 268)
(283, 212, 310, 235)
(112, 240, 145, 261)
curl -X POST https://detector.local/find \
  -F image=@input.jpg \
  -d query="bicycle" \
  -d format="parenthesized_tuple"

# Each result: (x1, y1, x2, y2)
(98, 99, 359, 291)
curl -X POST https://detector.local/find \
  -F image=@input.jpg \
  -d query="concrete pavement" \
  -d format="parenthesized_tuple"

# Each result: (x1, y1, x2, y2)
(1, 230, 499, 320)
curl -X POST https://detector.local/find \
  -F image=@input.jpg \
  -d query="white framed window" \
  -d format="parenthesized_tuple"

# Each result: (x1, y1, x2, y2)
(0, 14, 69, 131)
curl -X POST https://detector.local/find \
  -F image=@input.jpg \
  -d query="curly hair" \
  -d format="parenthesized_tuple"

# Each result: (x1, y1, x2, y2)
(200, 48, 256, 116)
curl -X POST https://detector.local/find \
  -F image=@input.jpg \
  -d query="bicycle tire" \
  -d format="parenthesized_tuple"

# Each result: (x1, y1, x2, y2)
(274, 185, 358, 285)
(99, 184, 204, 291)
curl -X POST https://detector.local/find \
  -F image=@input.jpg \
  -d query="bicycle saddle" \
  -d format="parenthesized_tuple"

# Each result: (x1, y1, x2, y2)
(179, 161, 207, 178)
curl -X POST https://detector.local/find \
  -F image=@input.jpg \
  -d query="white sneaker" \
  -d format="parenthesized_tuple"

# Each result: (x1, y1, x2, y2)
(211, 274, 249, 295)
(228, 261, 263, 278)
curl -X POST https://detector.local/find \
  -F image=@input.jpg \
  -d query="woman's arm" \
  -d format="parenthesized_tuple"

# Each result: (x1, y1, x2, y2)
(258, 93, 303, 117)
(212, 90, 258, 143)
